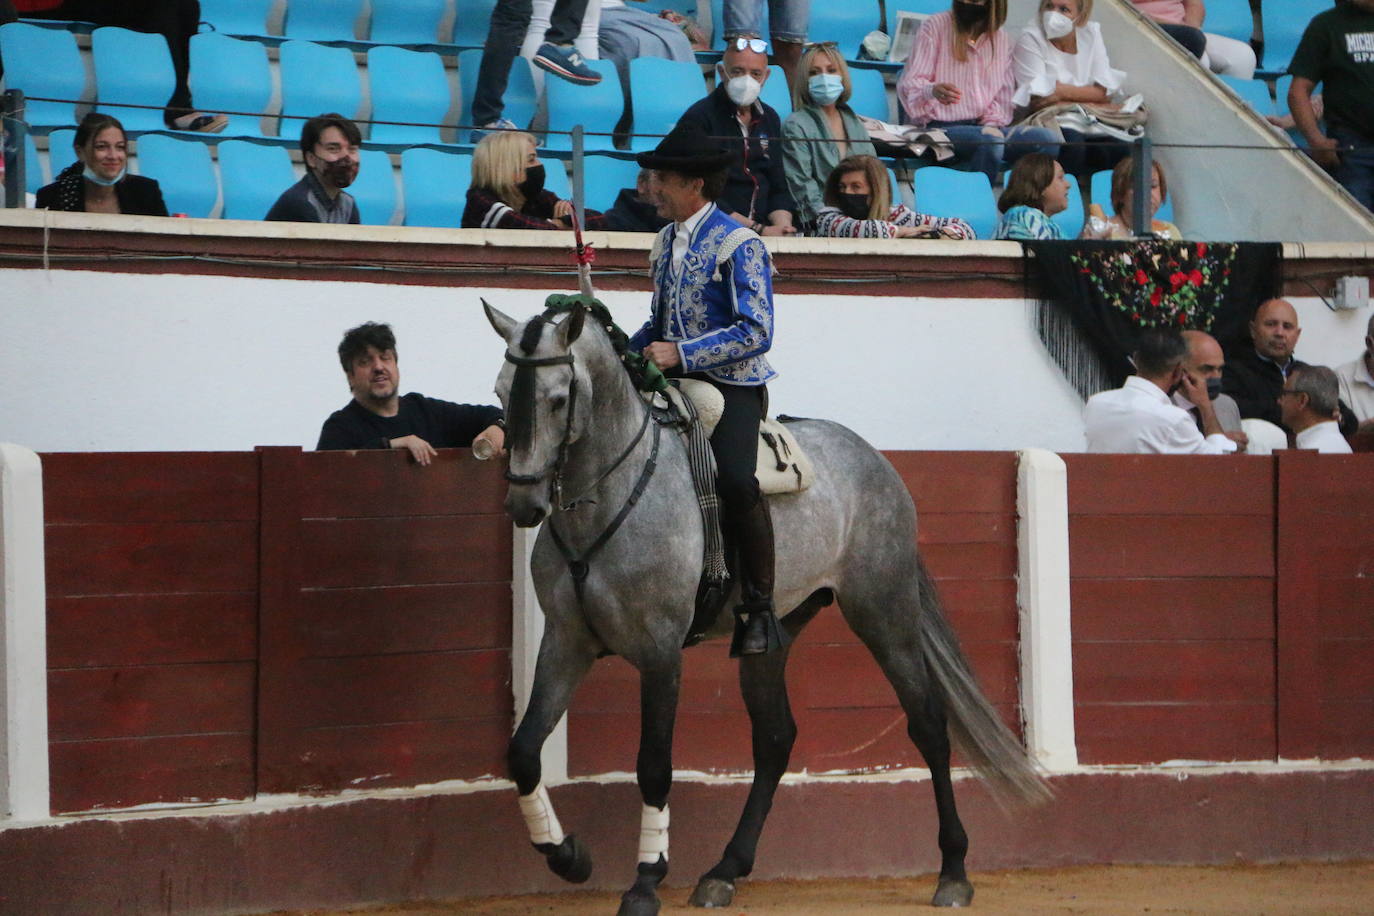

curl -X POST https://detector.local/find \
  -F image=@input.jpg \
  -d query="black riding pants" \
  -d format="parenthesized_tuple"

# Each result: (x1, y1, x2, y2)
(700, 378, 766, 517)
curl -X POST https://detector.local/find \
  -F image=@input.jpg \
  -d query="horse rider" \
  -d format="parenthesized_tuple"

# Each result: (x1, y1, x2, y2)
(628, 122, 784, 657)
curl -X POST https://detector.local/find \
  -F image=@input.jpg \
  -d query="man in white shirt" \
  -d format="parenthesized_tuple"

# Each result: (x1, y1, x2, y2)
(1334, 313, 1374, 432)
(1085, 328, 1238, 454)
(1279, 365, 1353, 454)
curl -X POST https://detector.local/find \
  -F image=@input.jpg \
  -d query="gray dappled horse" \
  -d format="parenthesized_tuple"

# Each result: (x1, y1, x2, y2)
(485, 301, 1048, 914)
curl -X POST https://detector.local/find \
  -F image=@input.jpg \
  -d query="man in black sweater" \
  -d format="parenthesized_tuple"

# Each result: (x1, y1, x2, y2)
(317, 322, 505, 465)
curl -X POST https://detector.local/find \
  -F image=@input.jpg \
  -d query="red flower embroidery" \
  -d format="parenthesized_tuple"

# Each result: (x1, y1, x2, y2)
(1197, 242, 1208, 257)
(1135, 269, 1149, 285)
(1150, 287, 1162, 307)
(1189, 269, 1204, 286)
(1170, 271, 1187, 291)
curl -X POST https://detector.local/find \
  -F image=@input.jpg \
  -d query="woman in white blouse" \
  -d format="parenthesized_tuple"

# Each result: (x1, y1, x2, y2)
(1012, 0, 1129, 177)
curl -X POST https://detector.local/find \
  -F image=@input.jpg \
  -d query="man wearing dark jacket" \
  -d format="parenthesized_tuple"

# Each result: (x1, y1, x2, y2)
(317, 322, 505, 465)
(267, 113, 362, 224)
(671, 37, 797, 236)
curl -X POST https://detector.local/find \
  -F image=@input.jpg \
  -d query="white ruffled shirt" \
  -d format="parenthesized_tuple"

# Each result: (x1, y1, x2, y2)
(1012, 19, 1126, 109)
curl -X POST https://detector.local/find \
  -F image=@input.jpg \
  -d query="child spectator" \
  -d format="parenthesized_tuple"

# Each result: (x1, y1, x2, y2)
(897, 0, 1060, 183)
(265, 113, 362, 224)
(1084, 156, 1181, 239)
(462, 131, 605, 230)
(1128, 0, 1256, 78)
(814, 154, 975, 239)
(994, 151, 1070, 239)
(35, 113, 168, 216)
(1012, 0, 1130, 177)
(781, 42, 879, 233)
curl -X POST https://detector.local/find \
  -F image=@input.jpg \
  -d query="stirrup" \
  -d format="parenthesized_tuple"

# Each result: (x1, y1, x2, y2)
(729, 600, 790, 658)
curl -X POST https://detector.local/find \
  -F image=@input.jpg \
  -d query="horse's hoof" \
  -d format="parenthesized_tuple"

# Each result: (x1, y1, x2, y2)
(616, 887, 661, 916)
(931, 876, 974, 907)
(546, 833, 592, 883)
(688, 877, 736, 908)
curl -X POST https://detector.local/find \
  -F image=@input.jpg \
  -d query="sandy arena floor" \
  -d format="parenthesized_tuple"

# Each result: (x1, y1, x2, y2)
(264, 861, 1374, 915)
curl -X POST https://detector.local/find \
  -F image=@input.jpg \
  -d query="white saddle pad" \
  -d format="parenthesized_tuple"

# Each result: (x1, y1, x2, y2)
(664, 380, 814, 495)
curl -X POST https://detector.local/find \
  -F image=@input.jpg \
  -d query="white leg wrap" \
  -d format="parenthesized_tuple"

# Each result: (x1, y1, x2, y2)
(638, 803, 670, 864)
(518, 782, 566, 847)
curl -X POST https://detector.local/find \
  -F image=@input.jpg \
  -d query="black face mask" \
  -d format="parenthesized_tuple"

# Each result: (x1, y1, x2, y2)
(1206, 376, 1222, 401)
(952, 0, 986, 31)
(838, 193, 871, 220)
(519, 163, 546, 199)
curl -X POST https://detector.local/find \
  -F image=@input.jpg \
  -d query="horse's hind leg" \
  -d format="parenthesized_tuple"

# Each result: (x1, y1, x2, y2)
(689, 589, 828, 909)
(616, 655, 682, 916)
(509, 629, 598, 884)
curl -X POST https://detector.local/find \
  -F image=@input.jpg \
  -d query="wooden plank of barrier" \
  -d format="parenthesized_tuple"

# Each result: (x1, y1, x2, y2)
(1275, 449, 1323, 761)
(41, 452, 259, 524)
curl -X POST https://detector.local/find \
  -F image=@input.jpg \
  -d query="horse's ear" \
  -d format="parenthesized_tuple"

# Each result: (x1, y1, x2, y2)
(558, 303, 586, 347)
(482, 298, 518, 341)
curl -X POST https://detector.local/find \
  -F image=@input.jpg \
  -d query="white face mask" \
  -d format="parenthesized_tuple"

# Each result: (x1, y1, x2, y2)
(1042, 9, 1075, 40)
(721, 68, 763, 108)
(82, 165, 126, 187)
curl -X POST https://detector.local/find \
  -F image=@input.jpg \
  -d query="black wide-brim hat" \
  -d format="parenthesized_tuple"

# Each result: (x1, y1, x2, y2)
(636, 122, 733, 174)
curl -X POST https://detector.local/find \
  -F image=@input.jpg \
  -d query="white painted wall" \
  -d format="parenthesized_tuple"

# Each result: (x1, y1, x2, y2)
(1, 266, 1369, 453)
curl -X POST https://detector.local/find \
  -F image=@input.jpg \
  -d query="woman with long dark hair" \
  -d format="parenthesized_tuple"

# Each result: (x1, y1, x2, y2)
(36, 113, 168, 215)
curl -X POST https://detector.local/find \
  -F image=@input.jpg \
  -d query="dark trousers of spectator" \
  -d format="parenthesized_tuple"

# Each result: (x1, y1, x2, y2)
(1058, 130, 1130, 178)
(30, 0, 200, 128)
(470, 0, 590, 127)
(1330, 125, 1374, 212)
(1158, 22, 1206, 59)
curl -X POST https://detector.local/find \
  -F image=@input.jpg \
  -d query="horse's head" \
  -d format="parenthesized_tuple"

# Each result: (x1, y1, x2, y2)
(485, 300, 589, 527)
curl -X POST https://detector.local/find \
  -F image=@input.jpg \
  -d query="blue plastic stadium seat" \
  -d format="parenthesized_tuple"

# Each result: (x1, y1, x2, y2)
(1260, 0, 1328, 73)
(283, 0, 364, 43)
(366, 46, 453, 146)
(545, 159, 572, 200)
(1201, 0, 1252, 43)
(46, 128, 77, 174)
(1218, 74, 1274, 117)
(1089, 167, 1175, 226)
(370, 0, 449, 45)
(189, 33, 275, 139)
(199, 0, 277, 38)
(846, 67, 890, 121)
(401, 146, 472, 227)
(278, 40, 363, 141)
(458, 48, 537, 133)
(452, 0, 500, 49)
(544, 58, 623, 152)
(912, 166, 997, 240)
(1050, 178, 1084, 239)
(24, 131, 46, 193)
(759, 64, 791, 118)
(91, 27, 177, 132)
(351, 148, 400, 224)
(218, 139, 297, 220)
(627, 57, 707, 152)
(0, 22, 86, 132)
(135, 134, 219, 218)
(808, 3, 882, 60)
(581, 153, 641, 213)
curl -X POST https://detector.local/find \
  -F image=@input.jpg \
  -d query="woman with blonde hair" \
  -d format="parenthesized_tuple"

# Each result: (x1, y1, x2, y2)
(461, 130, 605, 229)
(781, 41, 877, 233)
(814, 154, 975, 239)
(896, 0, 1059, 182)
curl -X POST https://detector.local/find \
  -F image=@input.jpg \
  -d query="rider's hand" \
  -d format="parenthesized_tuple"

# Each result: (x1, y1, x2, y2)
(389, 434, 438, 466)
(643, 342, 681, 370)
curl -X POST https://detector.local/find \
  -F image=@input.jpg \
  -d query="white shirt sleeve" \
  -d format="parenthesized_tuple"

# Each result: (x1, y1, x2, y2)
(1012, 27, 1057, 108)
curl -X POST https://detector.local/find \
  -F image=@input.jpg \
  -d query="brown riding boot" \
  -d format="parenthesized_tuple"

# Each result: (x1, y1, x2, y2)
(728, 499, 789, 658)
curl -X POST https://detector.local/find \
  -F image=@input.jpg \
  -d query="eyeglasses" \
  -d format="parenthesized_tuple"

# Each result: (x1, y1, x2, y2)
(730, 36, 769, 53)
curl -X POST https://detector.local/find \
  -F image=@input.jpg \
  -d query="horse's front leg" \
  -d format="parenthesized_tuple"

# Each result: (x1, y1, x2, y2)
(690, 641, 797, 909)
(617, 655, 682, 916)
(509, 626, 598, 883)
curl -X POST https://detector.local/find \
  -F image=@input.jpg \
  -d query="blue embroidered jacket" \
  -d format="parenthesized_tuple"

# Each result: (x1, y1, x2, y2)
(627, 204, 777, 386)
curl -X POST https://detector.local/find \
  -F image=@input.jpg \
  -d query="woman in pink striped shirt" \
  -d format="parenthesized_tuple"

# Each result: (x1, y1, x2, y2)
(897, 0, 1059, 182)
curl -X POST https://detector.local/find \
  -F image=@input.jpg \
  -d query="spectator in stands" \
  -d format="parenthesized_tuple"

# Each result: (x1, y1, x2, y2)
(674, 37, 798, 236)
(265, 113, 361, 225)
(21, 0, 227, 132)
(994, 152, 1070, 239)
(463, 130, 606, 230)
(1335, 312, 1374, 431)
(723, 0, 808, 89)
(604, 167, 672, 232)
(897, 0, 1060, 183)
(1174, 329, 1247, 448)
(35, 113, 168, 216)
(1085, 156, 1181, 239)
(1222, 297, 1317, 431)
(1279, 364, 1353, 453)
(781, 42, 879, 233)
(1012, 0, 1131, 178)
(1128, 1, 1256, 78)
(1085, 327, 1238, 453)
(469, 0, 602, 141)
(597, 0, 696, 92)
(814, 154, 976, 239)
(1287, 0, 1374, 211)
(317, 322, 505, 464)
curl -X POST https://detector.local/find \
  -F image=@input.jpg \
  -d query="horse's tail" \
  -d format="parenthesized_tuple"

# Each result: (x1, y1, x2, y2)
(915, 552, 1053, 807)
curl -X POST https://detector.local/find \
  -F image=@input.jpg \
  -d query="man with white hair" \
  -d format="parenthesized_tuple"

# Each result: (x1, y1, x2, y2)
(1279, 365, 1353, 453)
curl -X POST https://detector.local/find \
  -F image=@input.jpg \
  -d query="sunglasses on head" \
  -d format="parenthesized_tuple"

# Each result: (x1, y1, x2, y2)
(804, 40, 838, 50)
(730, 36, 769, 53)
